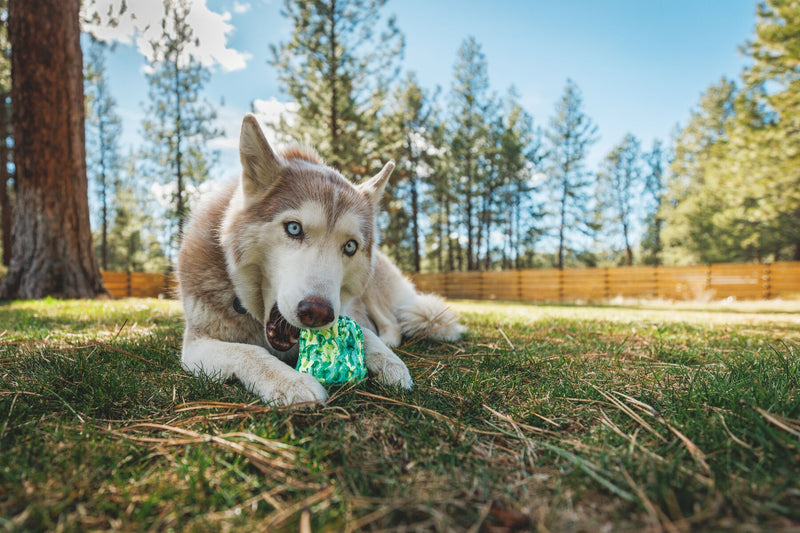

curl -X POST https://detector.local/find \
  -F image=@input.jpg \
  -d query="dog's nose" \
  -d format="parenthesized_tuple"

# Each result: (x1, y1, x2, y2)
(297, 297, 335, 327)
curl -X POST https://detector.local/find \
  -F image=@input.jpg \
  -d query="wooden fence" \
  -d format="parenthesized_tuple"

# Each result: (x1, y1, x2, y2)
(103, 261, 800, 301)
(410, 261, 800, 302)
(101, 271, 175, 299)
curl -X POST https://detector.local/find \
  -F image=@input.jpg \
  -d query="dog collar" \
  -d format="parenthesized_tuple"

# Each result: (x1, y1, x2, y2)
(233, 297, 248, 315)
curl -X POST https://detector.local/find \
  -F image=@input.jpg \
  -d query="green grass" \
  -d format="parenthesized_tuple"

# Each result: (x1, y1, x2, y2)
(1, 297, 799, 531)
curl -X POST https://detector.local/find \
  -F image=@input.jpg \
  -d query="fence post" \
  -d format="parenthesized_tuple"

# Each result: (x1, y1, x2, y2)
(126, 271, 132, 298)
(603, 268, 610, 300)
(558, 268, 564, 301)
(652, 265, 658, 300)
(763, 263, 771, 300)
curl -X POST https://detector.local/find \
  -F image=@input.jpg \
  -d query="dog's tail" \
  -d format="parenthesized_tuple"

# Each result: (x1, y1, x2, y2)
(396, 292, 466, 344)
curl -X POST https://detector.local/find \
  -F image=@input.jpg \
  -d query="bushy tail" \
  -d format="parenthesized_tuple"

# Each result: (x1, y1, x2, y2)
(396, 292, 466, 343)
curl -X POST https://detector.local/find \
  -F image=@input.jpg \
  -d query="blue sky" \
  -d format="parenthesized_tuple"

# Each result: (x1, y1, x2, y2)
(93, 0, 758, 181)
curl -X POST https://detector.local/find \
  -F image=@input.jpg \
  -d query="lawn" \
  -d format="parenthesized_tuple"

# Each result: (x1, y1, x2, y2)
(1, 297, 798, 531)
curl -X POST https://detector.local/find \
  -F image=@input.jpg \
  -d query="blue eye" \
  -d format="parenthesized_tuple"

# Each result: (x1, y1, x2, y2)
(343, 240, 358, 256)
(285, 221, 303, 238)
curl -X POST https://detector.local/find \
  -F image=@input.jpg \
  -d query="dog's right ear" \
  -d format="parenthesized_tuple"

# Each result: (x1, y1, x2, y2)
(239, 114, 283, 201)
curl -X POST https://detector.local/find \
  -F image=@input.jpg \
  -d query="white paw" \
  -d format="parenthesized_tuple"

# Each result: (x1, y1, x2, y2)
(362, 328, 413, 389)
(258, 369, 328, 407)
(377, 358, 413, 389)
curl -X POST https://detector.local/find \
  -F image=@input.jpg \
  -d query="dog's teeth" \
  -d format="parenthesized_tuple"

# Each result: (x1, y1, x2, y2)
(290, 336, 298, 344)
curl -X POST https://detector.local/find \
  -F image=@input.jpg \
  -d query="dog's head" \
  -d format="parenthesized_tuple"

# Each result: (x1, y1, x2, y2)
(220, 114, 393, 356)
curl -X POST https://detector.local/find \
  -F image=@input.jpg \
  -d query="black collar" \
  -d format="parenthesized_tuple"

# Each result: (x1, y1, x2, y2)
(233, 296, 248, 315)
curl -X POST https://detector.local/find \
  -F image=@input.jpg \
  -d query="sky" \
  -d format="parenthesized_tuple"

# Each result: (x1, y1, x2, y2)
(89, 0, 759, 183)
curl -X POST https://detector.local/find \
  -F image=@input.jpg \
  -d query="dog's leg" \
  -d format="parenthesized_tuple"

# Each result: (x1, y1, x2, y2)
(182, 336, 328, 406)
(361, 328, 413, 389)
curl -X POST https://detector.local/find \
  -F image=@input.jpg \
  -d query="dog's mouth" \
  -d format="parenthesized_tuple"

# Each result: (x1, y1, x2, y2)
(265, 304, 300, 352)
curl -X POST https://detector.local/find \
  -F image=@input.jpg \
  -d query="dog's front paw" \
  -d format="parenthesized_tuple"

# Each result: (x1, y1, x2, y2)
(254, 368, 328, 407)
(366, 350, 413, 389)
(362, 328, 413, 390)
(377, 358, 413, 390)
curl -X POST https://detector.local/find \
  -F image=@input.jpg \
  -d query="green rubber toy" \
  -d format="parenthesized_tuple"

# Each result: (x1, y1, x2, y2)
(296, 316, 367, 386)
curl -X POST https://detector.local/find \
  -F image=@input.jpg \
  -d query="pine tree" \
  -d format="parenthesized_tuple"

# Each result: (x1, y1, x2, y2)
(380, 72, 442, 272)
(141, 0, 221, 257)
(596, 133, 642, 265)
(496, 87, 545, 269)
(448, 37, 493, 271)
(743, 0, 800, 259)
(269, 0, 403, 177)
(426, 118, 456, 272)
(545, 79, 599, 269)
(105, 153, 169, 272)
(661, 79, 738, 264)
(640, 139, 668, 265)
(660, 3, 800, 265)
(85, 38, 123, 271)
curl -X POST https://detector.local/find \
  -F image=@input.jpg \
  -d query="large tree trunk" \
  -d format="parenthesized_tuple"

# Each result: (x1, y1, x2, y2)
(0, 92, 11, 267)
(0, 0, 107, 299)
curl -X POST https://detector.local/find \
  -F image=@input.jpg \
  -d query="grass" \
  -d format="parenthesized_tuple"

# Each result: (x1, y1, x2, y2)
(1, 297, 799, 531)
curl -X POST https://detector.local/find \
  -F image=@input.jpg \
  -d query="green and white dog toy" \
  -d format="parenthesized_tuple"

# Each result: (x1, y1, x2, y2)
(296, 316, 367, 386)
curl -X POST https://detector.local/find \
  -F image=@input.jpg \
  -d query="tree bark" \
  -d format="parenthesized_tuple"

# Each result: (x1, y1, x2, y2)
(1, 0, 108, 299)
(410, 175, 420, 273)
(0, 92, 11, 267)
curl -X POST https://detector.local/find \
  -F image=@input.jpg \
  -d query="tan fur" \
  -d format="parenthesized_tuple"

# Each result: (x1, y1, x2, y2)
(177, 114, 464, 407)
(279, 145, 324, 165)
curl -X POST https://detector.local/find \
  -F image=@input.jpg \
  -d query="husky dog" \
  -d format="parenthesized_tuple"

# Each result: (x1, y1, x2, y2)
(176, 114, 465, 406)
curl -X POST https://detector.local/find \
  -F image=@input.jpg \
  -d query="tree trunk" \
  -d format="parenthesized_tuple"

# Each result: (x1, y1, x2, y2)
(410, 176, 420, 273)
(445, 197, 454, 272)
(557, 181, 568, 270)
(465, 153, 474, 271)
(0, 92, 11, 267)
(328, 0, 339, 170)
(99, 118, 108, 270)
(1, 0, 107, 299)
(622, 220, 632, 266)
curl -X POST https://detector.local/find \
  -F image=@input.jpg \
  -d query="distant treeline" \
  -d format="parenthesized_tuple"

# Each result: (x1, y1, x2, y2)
(1, 0, 796, 276)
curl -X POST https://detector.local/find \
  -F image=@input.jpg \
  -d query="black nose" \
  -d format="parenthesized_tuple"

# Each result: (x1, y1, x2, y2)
(297, 297, 335, 327)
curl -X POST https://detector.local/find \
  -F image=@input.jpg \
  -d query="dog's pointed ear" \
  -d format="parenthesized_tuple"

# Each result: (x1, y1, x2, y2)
(360, 160, 395, 208)
(240, 114, 283, 199)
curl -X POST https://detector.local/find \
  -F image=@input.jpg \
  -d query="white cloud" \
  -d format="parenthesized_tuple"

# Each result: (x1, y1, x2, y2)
(209, 98, 298, 154)
(205, 99, 299, 180)
(82, 0, 251, 72)
(233, 1, 251, 14)
(252, 98, 299, 140)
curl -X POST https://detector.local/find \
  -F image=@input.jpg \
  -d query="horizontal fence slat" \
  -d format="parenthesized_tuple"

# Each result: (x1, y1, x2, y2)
(101, 271, 170, 298)
(769, 262, 800, 298)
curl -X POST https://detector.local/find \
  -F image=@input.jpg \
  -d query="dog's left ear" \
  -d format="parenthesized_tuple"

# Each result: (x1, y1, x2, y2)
(360, 160, 395, 209)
